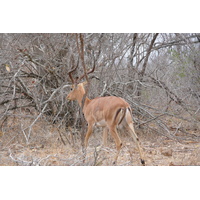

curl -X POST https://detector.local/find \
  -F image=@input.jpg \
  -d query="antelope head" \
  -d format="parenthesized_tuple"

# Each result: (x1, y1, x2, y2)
(66, 56, 95, 103)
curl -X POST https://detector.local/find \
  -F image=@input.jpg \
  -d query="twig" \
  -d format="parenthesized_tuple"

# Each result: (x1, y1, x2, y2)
(9, 149, 32, 166)
(37, 154, 57, 166)
(21, 103, 48, 143)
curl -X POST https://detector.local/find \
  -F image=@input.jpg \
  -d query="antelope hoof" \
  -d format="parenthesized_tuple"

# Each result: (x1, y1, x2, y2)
(141, 159, 145, 166)
(113, 161, 117, 165)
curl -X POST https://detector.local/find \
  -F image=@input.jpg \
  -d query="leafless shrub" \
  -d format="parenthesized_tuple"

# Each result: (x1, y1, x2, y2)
(0, 33, 200, 165)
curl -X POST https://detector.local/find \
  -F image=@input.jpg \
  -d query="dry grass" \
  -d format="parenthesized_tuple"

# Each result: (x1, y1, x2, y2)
(0, 115, 200, 166)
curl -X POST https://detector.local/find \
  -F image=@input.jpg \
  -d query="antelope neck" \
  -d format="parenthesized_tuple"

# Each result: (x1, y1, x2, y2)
(76, 93, 91, 110)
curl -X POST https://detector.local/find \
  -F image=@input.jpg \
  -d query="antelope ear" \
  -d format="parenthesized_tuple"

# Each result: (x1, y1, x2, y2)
(82, 81, 88, 86)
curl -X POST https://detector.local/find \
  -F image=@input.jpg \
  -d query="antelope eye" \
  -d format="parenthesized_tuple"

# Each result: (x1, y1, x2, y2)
(70, 88, 73, 91)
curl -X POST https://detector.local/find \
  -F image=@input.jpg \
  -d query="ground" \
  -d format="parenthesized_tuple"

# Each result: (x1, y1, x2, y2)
(0, 120, 199, 166)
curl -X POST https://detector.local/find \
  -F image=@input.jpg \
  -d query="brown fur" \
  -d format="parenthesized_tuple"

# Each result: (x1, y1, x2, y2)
(67, 82, 145, 165)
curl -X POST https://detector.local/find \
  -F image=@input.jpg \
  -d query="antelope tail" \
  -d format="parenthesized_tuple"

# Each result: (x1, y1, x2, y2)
(114, 107, 130, 125)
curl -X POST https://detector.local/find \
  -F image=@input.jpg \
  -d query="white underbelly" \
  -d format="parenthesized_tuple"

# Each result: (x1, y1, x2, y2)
(95, 119, 107, 127)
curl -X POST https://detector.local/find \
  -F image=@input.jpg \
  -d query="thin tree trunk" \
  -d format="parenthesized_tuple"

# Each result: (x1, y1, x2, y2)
(136, 33, 159, 102)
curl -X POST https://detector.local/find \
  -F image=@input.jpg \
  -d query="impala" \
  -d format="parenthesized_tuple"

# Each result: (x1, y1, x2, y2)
(66, 64, 145, 165)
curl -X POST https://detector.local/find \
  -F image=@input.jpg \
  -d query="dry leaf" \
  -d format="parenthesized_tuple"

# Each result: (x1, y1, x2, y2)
(5, 64, 10, 72)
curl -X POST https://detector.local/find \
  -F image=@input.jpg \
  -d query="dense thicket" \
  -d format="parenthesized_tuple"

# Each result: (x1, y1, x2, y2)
(0, 33, 200, 143)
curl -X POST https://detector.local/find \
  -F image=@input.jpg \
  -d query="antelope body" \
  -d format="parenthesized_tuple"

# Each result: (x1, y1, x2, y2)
(67, 82, 145, 165)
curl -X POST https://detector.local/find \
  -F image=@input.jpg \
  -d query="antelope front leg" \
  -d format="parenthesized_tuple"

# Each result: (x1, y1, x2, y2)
(84, 124, 93, 148)
(81, 124, 93, 164)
